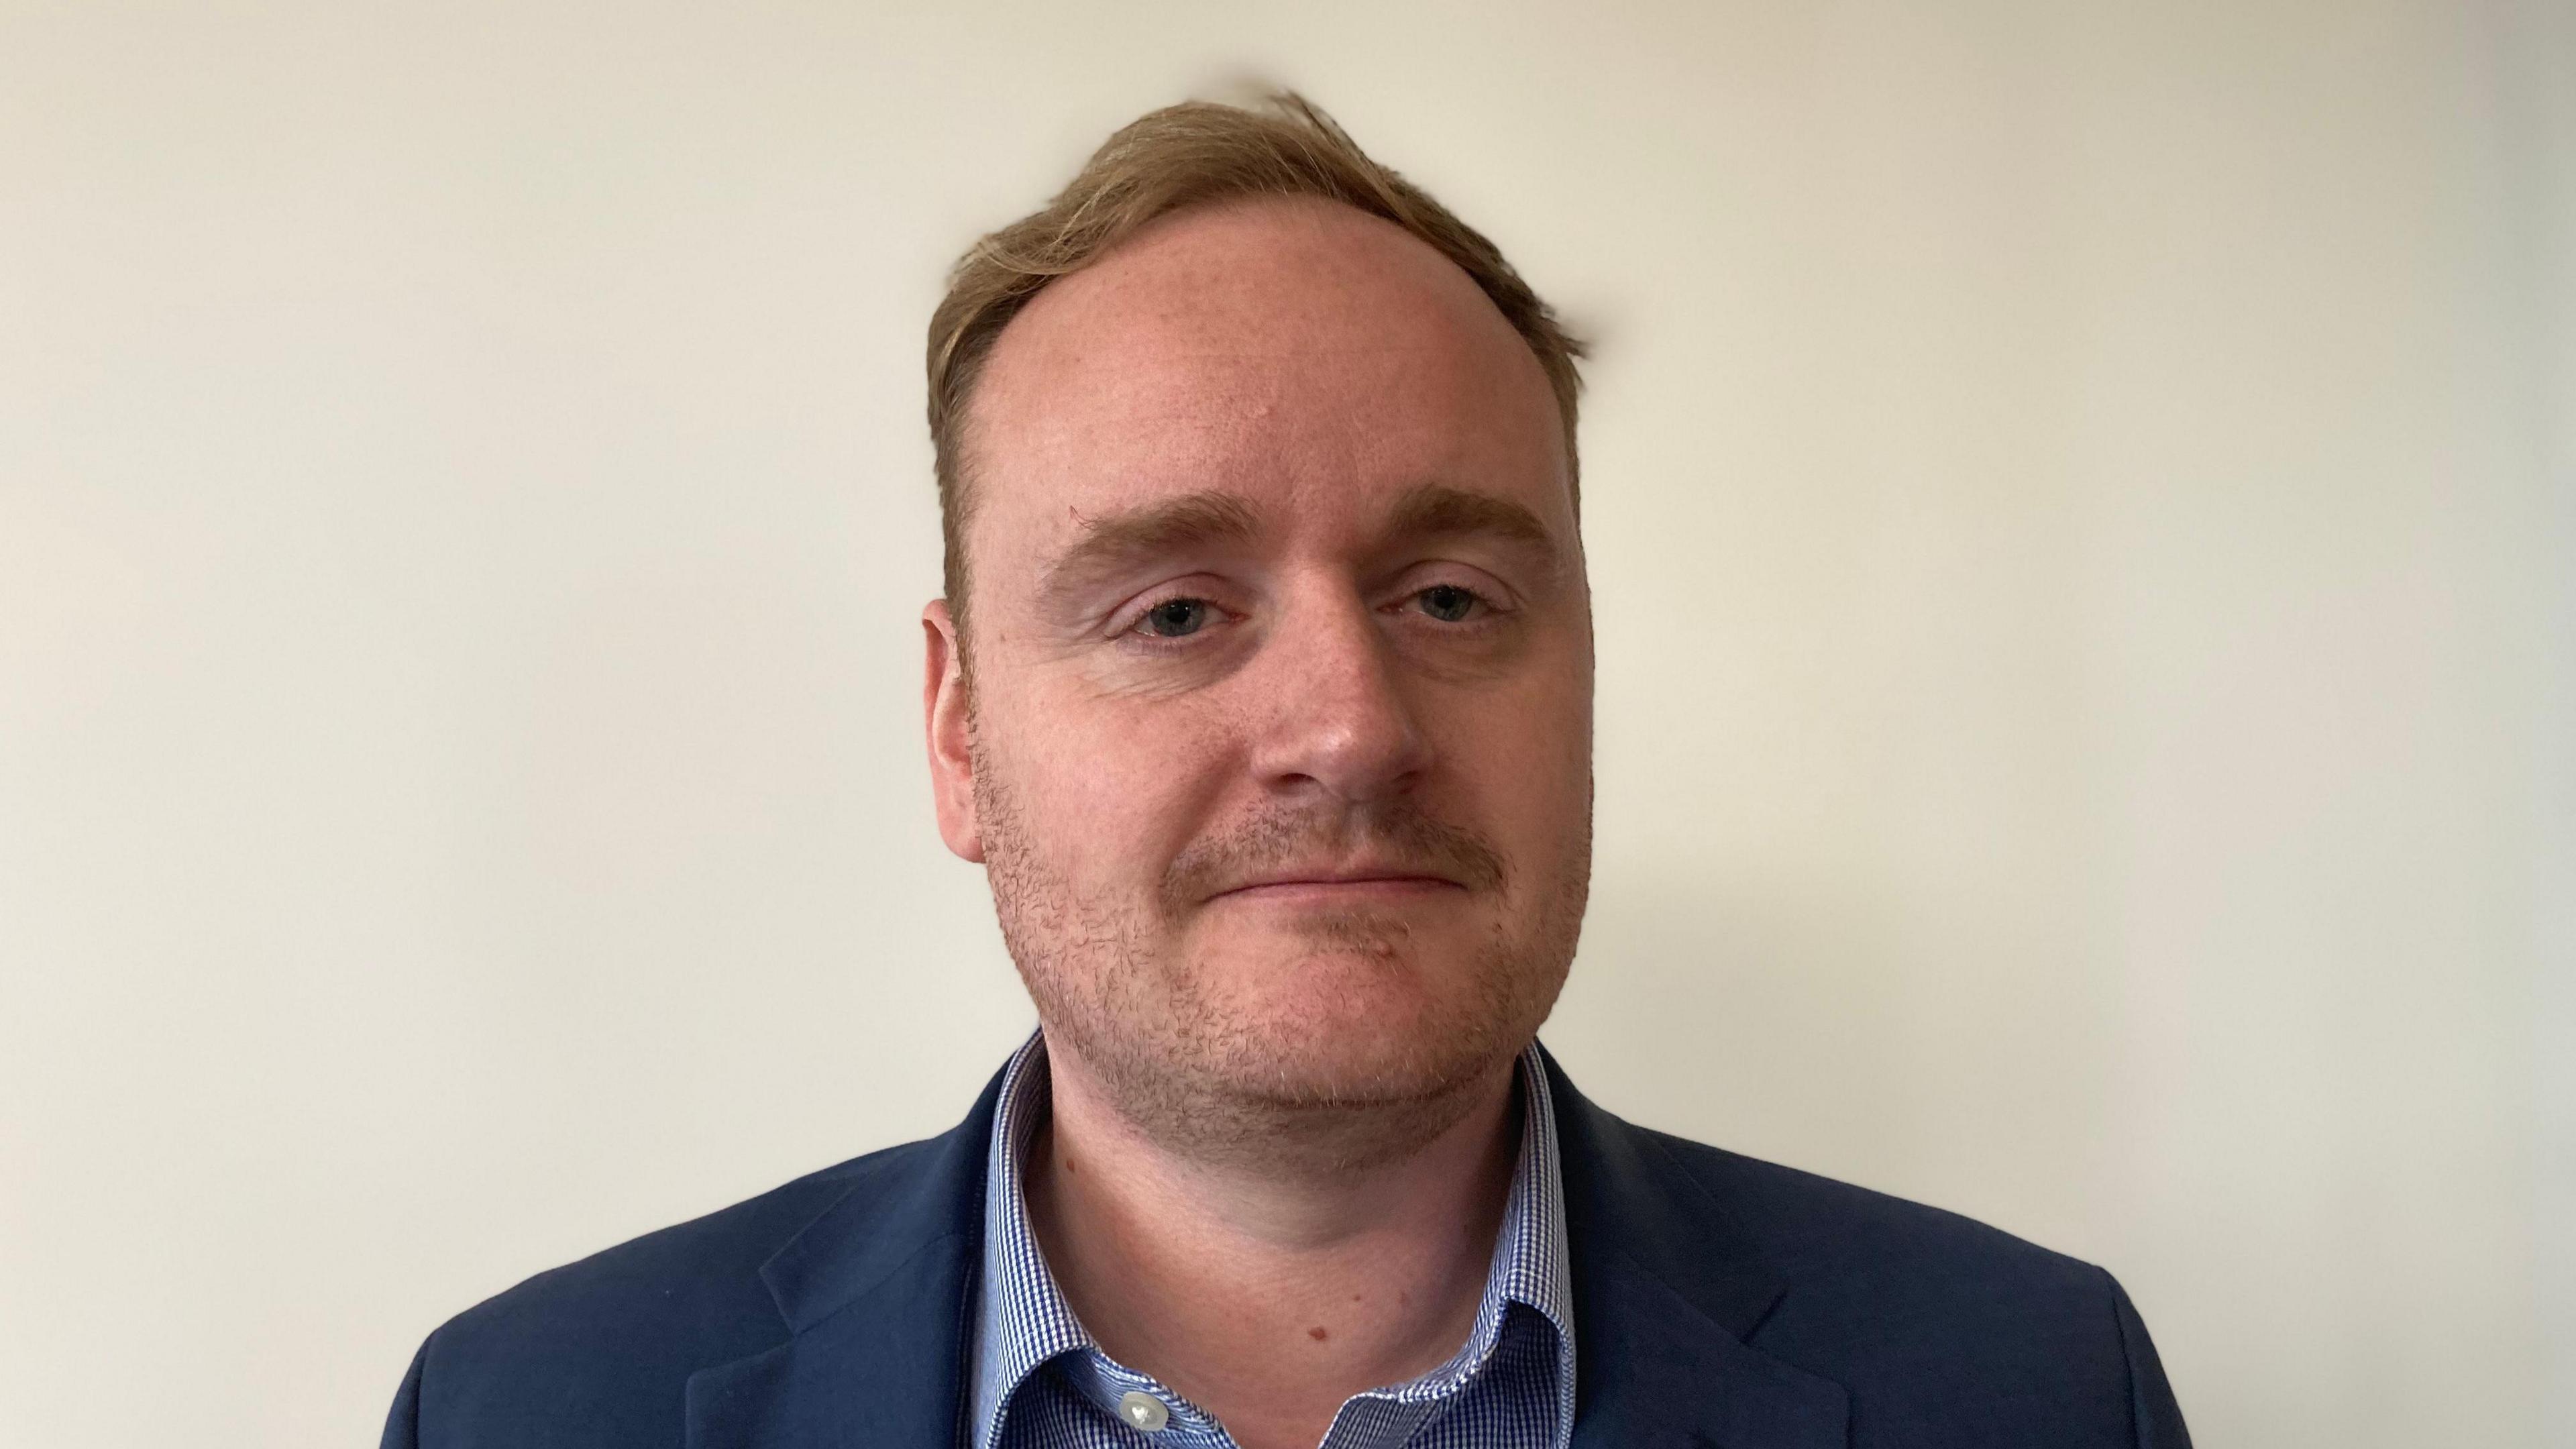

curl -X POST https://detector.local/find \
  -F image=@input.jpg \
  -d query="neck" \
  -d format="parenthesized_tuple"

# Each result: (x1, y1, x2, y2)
(1024, 1035, 1525, 1449)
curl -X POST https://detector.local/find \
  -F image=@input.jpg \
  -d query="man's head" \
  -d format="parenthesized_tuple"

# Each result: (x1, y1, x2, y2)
(920, 95, 1593, 1169)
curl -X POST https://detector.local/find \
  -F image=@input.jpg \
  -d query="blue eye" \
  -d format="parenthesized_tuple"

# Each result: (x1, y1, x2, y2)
(1142, 598, 1211, 637)
(1417, 584, 1478, 622)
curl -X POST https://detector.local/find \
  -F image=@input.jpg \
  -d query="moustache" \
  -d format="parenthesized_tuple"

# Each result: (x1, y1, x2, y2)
(1159, 802, 1509, 913)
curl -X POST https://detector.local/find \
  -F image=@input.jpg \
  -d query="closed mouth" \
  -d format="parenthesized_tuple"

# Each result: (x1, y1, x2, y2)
(1205, 871, 1466, 902)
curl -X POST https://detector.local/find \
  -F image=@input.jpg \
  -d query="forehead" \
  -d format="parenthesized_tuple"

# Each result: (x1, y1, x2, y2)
(963, 195, 1568, 538)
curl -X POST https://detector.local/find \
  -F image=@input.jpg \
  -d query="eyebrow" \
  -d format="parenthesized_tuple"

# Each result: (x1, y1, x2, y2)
(1036, 481, 1566, 610)
(1381, 484, 1560, 568)
(1040, 490, 1265, 606)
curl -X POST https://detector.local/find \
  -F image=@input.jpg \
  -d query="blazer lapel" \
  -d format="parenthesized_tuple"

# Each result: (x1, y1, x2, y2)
(1546, 1051, 1850, 1449)
(678, 1052, 1847, 1449)
(685, 1070, 1004, 1449)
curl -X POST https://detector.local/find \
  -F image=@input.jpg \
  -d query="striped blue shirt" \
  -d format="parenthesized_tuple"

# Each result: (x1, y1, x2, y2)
(970, 1035, 1576, 1449)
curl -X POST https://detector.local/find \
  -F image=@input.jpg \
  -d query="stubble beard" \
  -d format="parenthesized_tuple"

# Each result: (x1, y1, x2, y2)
(973, 750, 1591, 1178)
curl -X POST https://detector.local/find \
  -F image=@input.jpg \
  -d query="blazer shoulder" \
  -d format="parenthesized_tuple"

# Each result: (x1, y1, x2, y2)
(443, 1136, 938, 1347)
(1629, 1126, 2173, 1443)
(396, 1136, 949, 1448)
(1642, 1126, 2105, 1295)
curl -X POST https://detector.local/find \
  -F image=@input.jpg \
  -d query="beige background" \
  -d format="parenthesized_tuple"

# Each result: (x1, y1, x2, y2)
(3, 2, 2569, 1446)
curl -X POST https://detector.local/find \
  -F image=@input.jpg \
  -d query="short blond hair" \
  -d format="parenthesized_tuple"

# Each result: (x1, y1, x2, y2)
(925, 92, 1586, 617)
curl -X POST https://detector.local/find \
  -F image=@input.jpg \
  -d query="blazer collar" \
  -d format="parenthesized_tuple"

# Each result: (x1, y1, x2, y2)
(685, 1068, 1004, 1449)
(1542, 1048, 1849, 1448)
(686, 1049, 1846, 1449)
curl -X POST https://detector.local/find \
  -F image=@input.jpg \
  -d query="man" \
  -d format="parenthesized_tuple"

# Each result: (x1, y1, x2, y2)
(383, 94, 2190, 1449)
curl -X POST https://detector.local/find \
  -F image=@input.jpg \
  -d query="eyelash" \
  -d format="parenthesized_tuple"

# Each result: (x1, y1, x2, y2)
(1118, 592, 1234, 645)
(1395, 582, 1494, 625)
(1114, 580, 1506, 646)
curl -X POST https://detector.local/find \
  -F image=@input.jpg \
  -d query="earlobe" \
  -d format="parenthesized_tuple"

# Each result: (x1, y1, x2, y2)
(921, 600, 985, 863)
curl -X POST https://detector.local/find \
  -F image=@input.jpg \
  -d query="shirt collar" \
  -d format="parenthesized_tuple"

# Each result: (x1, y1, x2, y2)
(970, 1032, 1575, 1449)
(971, 1034, 1094, 1446)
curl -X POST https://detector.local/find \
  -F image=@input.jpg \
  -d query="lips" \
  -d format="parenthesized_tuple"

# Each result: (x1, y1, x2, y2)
(1157, 806, 1509, 914)
(1204, 864, 1468, 902)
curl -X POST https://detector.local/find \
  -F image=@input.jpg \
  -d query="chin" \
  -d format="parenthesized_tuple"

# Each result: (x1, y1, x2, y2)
(1178, 939, 1525, 1108)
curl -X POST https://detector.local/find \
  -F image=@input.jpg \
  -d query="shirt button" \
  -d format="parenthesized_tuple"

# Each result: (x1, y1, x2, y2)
(1117, 1390, 1171, 1433)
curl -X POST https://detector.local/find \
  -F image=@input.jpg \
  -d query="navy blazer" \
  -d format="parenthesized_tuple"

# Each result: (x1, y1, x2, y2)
(384, 1049, 2190, 1448)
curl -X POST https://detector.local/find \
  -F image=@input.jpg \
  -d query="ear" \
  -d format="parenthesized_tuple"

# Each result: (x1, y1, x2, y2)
(922, 598, 984, 863)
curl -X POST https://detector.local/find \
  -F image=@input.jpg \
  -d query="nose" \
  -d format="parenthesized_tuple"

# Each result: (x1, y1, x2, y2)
(1246, 588, 1433, 804)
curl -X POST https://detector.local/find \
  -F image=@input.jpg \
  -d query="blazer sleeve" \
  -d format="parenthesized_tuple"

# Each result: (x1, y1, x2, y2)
(380, 1334, 428, 1449)
(2106, 1271, 2192, 1449)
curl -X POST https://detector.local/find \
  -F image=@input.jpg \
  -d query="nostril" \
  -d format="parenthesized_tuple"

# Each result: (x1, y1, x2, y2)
(1258, 707, 1432, 803)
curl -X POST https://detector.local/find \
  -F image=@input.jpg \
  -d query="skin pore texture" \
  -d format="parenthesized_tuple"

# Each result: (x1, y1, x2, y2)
(919, 195, 1594, 1449)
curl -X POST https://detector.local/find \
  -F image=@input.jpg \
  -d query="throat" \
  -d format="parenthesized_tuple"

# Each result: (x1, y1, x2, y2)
(1021, 1042, 1527, 1448)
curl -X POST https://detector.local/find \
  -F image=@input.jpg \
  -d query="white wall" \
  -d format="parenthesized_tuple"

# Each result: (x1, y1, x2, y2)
(3, 3, 2566, 1445)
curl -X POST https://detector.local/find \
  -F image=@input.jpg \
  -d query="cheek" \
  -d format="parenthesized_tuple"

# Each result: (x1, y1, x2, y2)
(1440, 660, 1592, 849)
(983, 674, 1243, 885)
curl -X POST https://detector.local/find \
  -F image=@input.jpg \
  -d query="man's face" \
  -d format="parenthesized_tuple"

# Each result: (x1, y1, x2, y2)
(923, 197, 1591, 1152)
